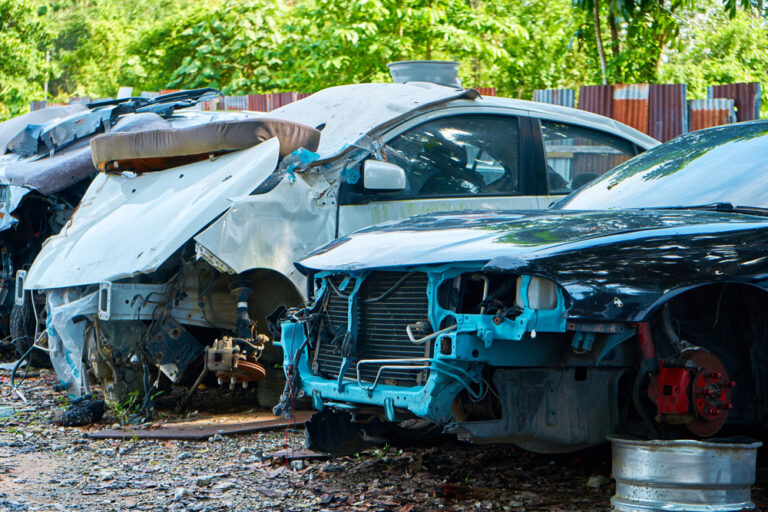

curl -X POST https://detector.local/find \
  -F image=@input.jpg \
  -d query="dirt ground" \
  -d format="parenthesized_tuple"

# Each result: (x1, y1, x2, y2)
(1, 367, 766, 512)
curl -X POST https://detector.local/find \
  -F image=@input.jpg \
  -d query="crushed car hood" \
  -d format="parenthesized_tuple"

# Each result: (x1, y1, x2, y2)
(268, 83, 478, 163)
(297, 209, 768, 273)
(25, 138, 280, 289)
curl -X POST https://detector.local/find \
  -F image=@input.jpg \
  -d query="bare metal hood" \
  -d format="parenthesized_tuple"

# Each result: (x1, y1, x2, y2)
(267, 83, 478, 163)
(25, 138, 280, 289)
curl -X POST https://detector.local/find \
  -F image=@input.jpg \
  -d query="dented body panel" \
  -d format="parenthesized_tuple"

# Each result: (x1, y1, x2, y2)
(25, 139, 280, 289)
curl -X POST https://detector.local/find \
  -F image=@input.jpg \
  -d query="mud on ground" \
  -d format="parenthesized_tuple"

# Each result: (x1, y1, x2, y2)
(1, 368, 766, 512)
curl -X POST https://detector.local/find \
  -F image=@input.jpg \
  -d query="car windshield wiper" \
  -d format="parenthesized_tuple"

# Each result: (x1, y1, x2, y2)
(646, 203, 768, 217)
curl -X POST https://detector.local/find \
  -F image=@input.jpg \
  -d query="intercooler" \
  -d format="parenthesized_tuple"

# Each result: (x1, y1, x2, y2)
(312, 272, 431, 387)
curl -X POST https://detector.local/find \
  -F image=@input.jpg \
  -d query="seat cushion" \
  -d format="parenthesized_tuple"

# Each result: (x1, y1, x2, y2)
(91, 117, 321, 172)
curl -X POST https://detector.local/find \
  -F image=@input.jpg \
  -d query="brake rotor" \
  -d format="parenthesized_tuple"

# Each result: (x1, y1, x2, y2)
(683, 349, 733, 437)
(216, 359, 266, 384)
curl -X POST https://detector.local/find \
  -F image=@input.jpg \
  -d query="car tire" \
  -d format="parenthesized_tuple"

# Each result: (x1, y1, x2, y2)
(10, 301, 50, 368)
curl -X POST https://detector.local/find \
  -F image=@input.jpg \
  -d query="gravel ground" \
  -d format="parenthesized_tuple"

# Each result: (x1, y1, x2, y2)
(1, 367, 766, 512)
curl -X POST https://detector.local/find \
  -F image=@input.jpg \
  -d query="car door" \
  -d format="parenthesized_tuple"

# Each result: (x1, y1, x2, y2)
(337, 109, 540, 235)
(533, 118, 640, 203)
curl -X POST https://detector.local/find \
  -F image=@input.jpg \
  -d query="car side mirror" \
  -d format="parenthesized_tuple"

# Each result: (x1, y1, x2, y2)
(363, 160, 406, 192)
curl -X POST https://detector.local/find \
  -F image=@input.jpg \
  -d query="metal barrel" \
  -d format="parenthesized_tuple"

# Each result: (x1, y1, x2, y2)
(608, 435, 762, 511)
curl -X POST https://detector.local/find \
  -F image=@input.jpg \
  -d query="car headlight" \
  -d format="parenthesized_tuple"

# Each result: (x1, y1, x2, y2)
(515, 276, 559, 310)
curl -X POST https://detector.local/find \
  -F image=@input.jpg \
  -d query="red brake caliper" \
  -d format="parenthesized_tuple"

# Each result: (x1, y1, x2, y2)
(642, 324, 735, 437)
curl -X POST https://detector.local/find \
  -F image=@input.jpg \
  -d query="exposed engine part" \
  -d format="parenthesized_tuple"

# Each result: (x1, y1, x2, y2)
(87, 321, 145, 403)
(145, 315, 203, 382)
(648, 348, 734, 437)
(228, 277, 255, 340)
(205, 336, 268, 390)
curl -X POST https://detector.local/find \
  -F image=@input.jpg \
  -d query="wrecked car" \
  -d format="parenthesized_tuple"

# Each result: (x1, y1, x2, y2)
(0, 89, 226, 362)
(279, 120, 768, 454)
(23, 65, 655, 406)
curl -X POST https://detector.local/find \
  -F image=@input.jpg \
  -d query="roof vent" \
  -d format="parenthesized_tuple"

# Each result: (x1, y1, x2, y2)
(387, 61, 461, 88)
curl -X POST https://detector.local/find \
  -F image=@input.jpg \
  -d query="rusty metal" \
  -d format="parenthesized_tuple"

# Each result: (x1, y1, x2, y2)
(533, 89, 575, 108)
(476, 87, 497, 97)
(613, 84, 650, 135)
(221, 95, 248, 111)
(708, 82, 762, 122)
(688, 98, 736, 132)
(577, 85, 613, 118)
(683, 349, 732, 437)
(649, 84, 687, 142)
(205, 337, 266, 389)
(86, 411, 315, 440)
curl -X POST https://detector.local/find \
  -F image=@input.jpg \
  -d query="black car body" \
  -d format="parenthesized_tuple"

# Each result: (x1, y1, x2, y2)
(278, 120, 768, 453)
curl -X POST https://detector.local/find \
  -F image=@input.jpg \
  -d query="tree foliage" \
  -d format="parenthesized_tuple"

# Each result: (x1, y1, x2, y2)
(0, 0, 50, 118)
(0, 0, 766, 119)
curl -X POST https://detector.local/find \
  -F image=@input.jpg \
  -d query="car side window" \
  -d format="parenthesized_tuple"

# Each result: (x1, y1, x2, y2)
(380, 115, 520, 198)
(540, 121, 636, 195)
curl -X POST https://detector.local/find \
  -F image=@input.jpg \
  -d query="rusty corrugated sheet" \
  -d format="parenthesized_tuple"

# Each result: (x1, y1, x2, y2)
(708, 83, 761, 122)
(159, 89, 181, 96)
(248, 94, 267, 111)
(649, 84, 687, 142)
(476, 87, 497, 97)
(578, 85, 613, 118)
(613, 84, 650, 134)
(533, 89, 575, 108)
(221, 95, 248, 111)
(688, 98, 736, 131)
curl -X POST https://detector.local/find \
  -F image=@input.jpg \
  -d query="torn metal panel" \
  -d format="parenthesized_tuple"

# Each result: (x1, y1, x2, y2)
(266, 83, 478, 163)
(24, 138, 280, 290)
(46, 289, 98, 396)
(0, 185, 31, 231)
(145, 315, 203, 382)
(0, 105, 86, 154)
(193, 170, 338, 290)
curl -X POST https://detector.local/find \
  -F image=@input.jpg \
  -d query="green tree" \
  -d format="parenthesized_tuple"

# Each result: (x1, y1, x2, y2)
(0, 0, 50, 118)
(660, 4, 768, 118)
(572, 0, 761, 85)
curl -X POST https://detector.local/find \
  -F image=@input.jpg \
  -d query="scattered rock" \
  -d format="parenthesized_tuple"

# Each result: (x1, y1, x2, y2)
(173, 487, 191, 501)
(587, 474, 612, 488)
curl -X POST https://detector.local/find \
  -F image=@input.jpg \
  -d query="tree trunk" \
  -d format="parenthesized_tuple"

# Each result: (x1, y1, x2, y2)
(608, 7, 620, 77)
(593, 0, 608, 85)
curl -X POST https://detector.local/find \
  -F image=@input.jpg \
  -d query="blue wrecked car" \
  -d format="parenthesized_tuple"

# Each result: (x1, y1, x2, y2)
(276, 120, 768, 454)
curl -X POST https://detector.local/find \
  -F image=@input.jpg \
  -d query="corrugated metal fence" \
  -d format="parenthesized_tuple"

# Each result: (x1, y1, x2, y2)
(30, 82, 760, 141)
(539, 82, 760, 141)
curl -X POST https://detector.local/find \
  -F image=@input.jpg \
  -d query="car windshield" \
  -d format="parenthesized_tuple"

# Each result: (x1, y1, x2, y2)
(557, 120, 768, 211)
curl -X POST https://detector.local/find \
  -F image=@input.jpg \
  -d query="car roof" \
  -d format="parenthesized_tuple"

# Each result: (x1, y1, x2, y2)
(267, 83, 659, 163)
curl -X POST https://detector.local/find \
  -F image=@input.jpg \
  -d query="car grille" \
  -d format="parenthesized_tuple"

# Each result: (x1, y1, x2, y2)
(313, 272, 431, 387)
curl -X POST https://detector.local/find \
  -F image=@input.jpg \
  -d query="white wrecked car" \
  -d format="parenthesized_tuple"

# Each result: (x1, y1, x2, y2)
(0, 89, 233, 363)
(24, 63, 656, 405)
